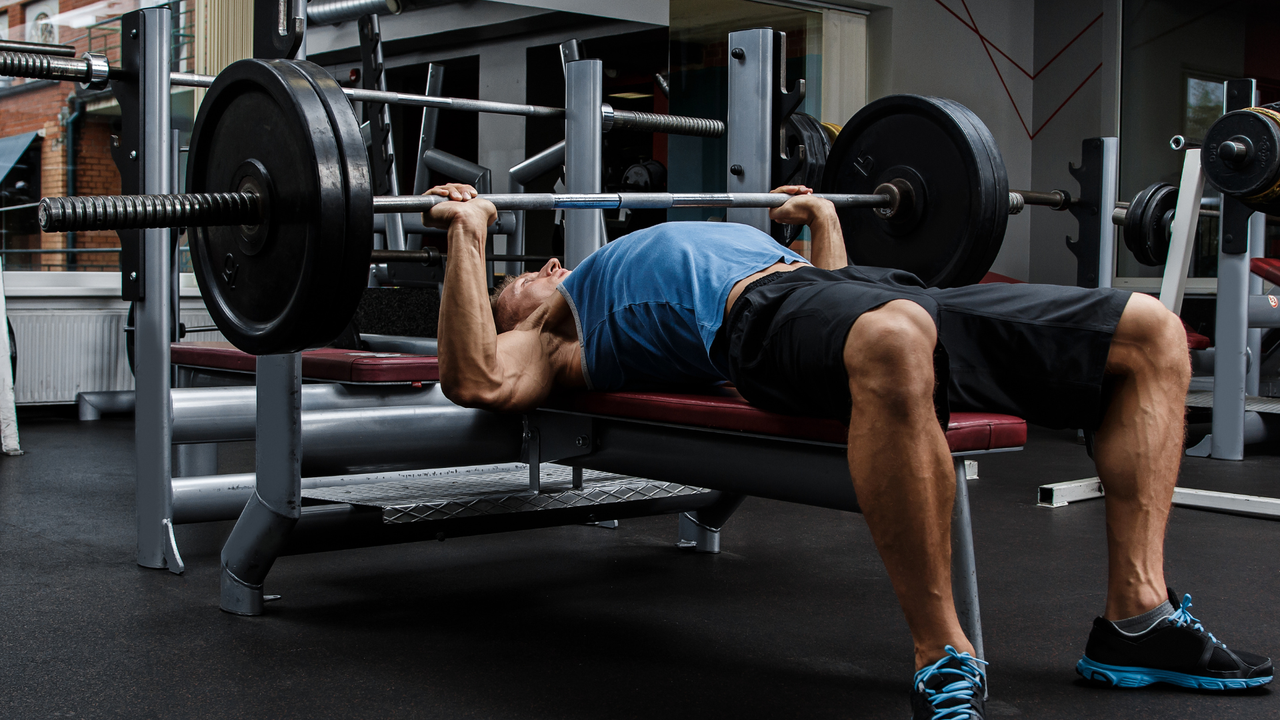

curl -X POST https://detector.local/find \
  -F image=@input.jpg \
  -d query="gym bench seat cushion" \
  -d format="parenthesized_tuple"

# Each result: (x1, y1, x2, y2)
(543, 388, 1026, 453)
(170, 342, 441, 384)
(170, 343, 1026, 452)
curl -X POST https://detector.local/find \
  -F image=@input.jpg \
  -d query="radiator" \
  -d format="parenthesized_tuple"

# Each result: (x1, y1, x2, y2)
(7, 305, 222, 405)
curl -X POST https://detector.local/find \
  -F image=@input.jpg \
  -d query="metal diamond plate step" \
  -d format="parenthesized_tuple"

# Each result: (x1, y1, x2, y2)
(303, 464, 709, 524)
(1186, 391, 1280, 414)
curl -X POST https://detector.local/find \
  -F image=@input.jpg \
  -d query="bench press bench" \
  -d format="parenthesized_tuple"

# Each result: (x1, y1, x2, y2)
(169, 342, 1025, 657)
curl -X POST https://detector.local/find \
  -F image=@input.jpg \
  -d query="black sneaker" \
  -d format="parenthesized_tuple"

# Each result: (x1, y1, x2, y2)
(910, 645, 987, 719)
(1076, 590, 1273, 690)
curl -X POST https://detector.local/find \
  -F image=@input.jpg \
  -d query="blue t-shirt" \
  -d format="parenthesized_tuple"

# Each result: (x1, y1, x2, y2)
(557, 222, 807, 390)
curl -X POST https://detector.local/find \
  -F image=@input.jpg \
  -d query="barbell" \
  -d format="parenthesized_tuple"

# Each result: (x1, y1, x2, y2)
(0, 49, 724, 138)
(37, 59, 1050, 355)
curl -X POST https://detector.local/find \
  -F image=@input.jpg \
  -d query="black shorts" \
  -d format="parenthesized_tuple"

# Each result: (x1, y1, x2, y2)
(719, 265, 1132, 430)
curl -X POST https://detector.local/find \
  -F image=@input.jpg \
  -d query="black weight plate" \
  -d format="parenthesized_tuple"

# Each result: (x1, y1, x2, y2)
(782, 112, 831, 187)
(775, 113, 832, 246)
(187, 58, 350, 355)
(931, 96, 1009, 286)
(1124, 182, 1176, 267)
(820, 95, 1007, 288)
(290, 60, 373, 348)
(1202, 109, 1280, 214)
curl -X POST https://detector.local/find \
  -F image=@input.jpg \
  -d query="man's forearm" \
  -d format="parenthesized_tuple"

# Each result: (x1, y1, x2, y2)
(436, 218, 503, 404)
(809, 208, 848, 270)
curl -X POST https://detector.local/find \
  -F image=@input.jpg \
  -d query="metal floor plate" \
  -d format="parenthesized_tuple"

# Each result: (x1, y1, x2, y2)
(302, 465, 709, 524)
(1186, 391, 1280, 414)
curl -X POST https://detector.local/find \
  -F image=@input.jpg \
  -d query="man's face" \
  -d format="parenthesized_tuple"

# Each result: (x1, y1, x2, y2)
(498, 258, 571, 328)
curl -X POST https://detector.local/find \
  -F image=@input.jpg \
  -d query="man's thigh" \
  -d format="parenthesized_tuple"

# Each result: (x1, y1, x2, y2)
(926, 282, 1132, 430)
(726, 266, 947, 422)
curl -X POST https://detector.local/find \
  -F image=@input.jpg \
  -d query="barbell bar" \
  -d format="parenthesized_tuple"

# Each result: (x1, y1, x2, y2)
(0, 50, 725, 138)
(0, 39, 77, 57)
(38, 191, 903, 234)
(47, 185, 1103, 235)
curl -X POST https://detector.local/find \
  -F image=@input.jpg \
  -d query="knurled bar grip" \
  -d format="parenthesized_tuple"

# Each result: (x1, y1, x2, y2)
(39, 193, 261, 233)
(374, 192, 893, 212)
(608, 109, 723, 138)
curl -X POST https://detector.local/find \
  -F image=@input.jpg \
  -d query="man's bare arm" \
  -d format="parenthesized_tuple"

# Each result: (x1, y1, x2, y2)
(768, 185, 847, 270)
(430, 185, 559, 412)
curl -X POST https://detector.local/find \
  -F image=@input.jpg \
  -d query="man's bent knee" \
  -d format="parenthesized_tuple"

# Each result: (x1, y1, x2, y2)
(844, 300, 938, 405)
(1107, 294, 1191, 385)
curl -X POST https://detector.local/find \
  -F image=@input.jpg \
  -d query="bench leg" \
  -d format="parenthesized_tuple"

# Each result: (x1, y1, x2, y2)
(676, 491, 746, 553)
(220, 353, 302, 615)
(950, 457, 984, 661)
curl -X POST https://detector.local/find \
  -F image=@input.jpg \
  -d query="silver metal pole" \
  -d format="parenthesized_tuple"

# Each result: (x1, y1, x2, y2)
(133, 6, 181, 574)
(726, 28, 772, 231)
(307, 0, 400, 26)
(366, 14, 404, 252)
(171, 383, 461, 444)
(409, 64, 445, 252)
(1209, 79, 1257, 461)
(951, 458, 983, 661)
(220, 352, 302, 615)
(507, 141, 566, 276)
(564, 60, 603, 269)
(1248, 211, 1265, 395)
(1097, 137, 1119, 289)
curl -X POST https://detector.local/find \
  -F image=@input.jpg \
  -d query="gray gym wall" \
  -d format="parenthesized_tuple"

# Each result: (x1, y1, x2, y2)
(1026, 0, 1122, 286)
(848, 0, 1037, 282)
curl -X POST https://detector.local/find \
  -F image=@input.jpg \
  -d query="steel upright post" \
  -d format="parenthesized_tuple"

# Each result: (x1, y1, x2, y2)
(220, 352, 303, 615)
(564, 59, 603, 269)
(1210, 79, 1258, 461)
(1096, 138, 1119, 289)
(1248, 211, 1265, 395)
(726, 29, 772, 232)
(133, 6, 182, 573)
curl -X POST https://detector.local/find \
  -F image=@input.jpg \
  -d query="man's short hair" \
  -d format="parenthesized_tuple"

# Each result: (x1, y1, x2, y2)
(490, 273, 521, 333)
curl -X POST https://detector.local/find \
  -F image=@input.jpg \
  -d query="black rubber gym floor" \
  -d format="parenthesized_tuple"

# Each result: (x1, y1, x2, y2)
(1, 415, 1277, 719)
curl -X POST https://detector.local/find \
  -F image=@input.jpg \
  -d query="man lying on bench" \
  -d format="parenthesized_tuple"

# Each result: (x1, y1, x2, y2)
(424, 182, 1271, 719)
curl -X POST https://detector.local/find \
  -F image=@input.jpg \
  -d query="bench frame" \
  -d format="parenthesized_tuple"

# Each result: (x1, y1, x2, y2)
(213, 354, 1020, 659)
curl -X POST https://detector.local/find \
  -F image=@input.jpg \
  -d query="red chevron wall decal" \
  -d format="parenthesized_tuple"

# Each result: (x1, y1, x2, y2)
(934, 0, 1105, 139)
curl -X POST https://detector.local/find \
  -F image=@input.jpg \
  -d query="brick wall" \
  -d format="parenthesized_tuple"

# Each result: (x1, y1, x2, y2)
(2, 0, 127, 272)
(72, 118, 122, 270)
(0, 82, 122, 272)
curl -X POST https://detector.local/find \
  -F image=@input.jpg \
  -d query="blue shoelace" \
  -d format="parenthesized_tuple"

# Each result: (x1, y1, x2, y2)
(913, 645, 988, 720)
(1169, 593, 1223, 647)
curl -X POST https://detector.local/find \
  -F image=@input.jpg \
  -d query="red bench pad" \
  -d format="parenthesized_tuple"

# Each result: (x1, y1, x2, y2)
(170, 343, 440, 383)
(1252, 258, 1280, 287)
(544, 388, 1026, 453)
(171, 344, 1025, 452)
